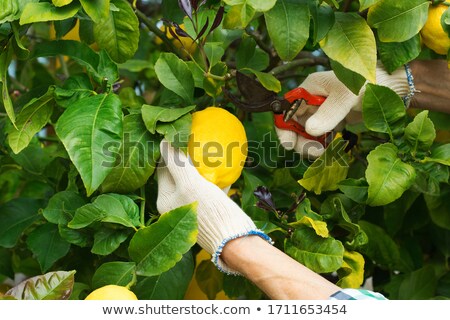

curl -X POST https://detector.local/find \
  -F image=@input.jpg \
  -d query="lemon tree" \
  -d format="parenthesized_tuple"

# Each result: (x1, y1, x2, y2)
(0, 0, 449, 301)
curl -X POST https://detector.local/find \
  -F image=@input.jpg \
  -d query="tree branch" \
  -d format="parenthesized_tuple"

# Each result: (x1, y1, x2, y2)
(270, 56, 329, 76)
(134, 9, 182, 57)
(245, 28, 275, 58)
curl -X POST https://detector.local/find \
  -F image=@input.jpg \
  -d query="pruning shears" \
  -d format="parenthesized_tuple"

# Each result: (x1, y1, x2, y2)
(225, 72, 331, 146)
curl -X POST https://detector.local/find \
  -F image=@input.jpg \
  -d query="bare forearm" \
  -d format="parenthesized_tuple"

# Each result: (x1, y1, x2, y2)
(409, 59, 450, 114)
(221, 236, 340, 300)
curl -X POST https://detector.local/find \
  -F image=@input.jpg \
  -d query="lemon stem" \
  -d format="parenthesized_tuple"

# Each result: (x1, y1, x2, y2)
(204, 72, 232, 81)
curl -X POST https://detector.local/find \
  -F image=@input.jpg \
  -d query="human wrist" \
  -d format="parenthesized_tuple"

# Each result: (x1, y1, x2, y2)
(220, 235, 269, 274)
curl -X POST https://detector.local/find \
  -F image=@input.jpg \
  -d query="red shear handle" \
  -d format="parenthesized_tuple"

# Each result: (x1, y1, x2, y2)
(275, 88, 329, 146)
(274, 114, 329, 146)
(284, 87, 326, 105)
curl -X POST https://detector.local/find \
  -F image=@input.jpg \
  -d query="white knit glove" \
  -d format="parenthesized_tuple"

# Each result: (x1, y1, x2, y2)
(156, 139, 272, 275)
(276, 63, 411, 158)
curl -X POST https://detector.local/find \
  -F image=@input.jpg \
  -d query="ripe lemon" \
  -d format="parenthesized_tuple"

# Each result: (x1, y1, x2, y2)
(188, 107, 247, 189)
(184, 249, 230, 300)
(155, 23, 197, 56)
(421, 4, 450, 55)
(85, 285, 138, 300)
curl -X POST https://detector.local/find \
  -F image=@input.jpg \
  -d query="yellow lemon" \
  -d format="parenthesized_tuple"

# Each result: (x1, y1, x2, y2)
(85, 285, 138, 300)
(155, 23, 197, 56)
(421, 4, 450, 55)
(188, 107, 247, 189)
(184, 249, 230, 300)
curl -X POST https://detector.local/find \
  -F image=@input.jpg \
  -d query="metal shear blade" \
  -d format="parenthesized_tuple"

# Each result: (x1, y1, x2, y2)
(224, 72, 292, 114)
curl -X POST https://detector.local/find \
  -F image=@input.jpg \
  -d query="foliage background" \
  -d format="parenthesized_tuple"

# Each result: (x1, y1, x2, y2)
(0, 0, 449, 300)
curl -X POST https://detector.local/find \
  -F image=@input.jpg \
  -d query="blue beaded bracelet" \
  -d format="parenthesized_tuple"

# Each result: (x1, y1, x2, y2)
(403, 63, 419, 108)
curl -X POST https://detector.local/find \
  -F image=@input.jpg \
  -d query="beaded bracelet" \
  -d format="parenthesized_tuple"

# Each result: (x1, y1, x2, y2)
(403, 63, 419, 108)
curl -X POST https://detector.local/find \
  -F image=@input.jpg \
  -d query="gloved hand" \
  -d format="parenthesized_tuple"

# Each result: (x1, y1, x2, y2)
(276, 63, 411, 158)
(156, 139, 272, 275)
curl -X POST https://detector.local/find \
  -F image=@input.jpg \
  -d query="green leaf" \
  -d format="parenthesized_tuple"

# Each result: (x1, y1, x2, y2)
(367, 0, 429, 42)
(223, 274, 262, 299)
(241, 170, 266, 217)
(101, 114, 161, 193)
(310, 2, 335, 45)
(80, 0, 109, 23)
(330, 59, 366, 95)
(11, 21, 29, 59)
(54, 74, 95, 108)
(425, 187, 450, 230)
(383, 191, 420, 236)
(0, 248, 13, 279)
(378, 35, 422, 74)
(7, 88, 54, 154)
(142, 105, 195, 134)
(97, 50, 119, 85)
(298, 137, 350, 194)
(359, 0, 381, 11)
(32, 40, 97, 78)
(321, 194, 368, 249)
(337, 250, 365, 288)
(243, 69, 281, 93)
(92, 261, 136, 289)
(119, 59, 152, 72)
(292, 216, 329, 238)
(247, 0, 276, 12)
(20, 2, 80, 24)
(196, 259, 224, 299)
(5, 270, 75, 300)
(42, 191, 86, 225)
(295, 198, 323, 221)
(155, 113, 192, 149)
(58, 225, 91, 247)
(264, 0, 310, 61)
(128, 203, 198, 277)
(93, 0, 139, 63)
(236, 36, 269, 71)
(362, 84, 406, 140)
(0, 198, 42, 248)
(52, 0, 73, 6)
(398, 266, 437, 299)
(154, 53, 194, 104)
(0, 45, 15, 126)
(320, 12, 376, 83)
(359, 220, 400, 269)
(134, 251, 194, 300)
(338, 178, 368, 204)
(26, 224, 71, 272)
(223, 3, 255, 29)
(422, 144, 450, 166)
(91, 228, 130, 255)
(366, 143, 416, 206)
(69, 194, 140, 229)
(404, 110, 436, 157)
(285, 226, 344, 273)
(0, 0, 39, 24)
(9, 144, 56, 174)
(204, 42, 225, 69)
(55, 94, 123, 196)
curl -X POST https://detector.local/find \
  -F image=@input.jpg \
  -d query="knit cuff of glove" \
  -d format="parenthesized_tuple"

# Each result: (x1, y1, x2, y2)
(212, 229, 273, 276)
(376, 62, 412, 104)
(212, 229, 273, 275)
